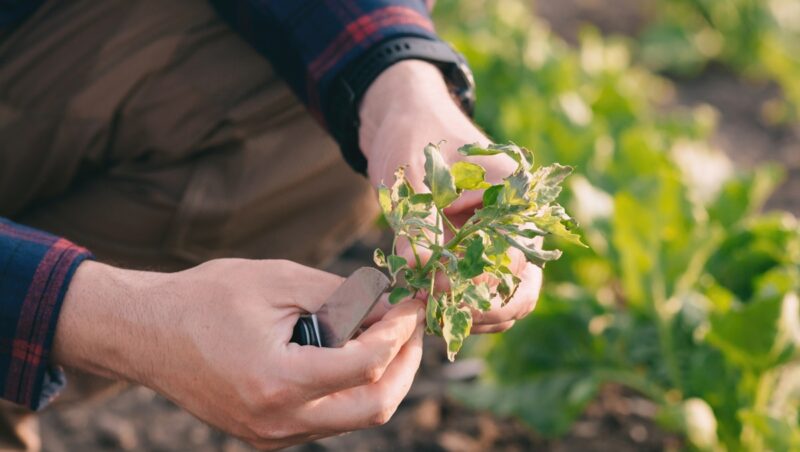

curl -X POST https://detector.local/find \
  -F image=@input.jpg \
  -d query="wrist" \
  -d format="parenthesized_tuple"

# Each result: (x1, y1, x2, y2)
(359, 62, 489, 188)
(359, 60, 464, 162)
(52, 261, 174, 387)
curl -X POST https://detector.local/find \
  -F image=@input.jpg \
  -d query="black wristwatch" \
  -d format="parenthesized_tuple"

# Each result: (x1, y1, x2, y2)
(324, 36, 476, 174)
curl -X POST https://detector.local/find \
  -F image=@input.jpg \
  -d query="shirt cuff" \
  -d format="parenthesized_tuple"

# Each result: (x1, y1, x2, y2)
(0, 218, 93, 410)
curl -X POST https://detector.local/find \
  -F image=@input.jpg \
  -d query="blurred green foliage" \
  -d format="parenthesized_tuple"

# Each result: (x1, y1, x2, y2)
(641, 0, 800, 123)
(434, 0, 800, 449)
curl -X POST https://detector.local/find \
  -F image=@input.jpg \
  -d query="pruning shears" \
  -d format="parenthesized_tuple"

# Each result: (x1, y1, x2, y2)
(291, 267, 390, 347)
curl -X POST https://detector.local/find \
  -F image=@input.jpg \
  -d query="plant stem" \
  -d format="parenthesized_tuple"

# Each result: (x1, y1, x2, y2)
(429, 267, 437, 300)
(434, 210, 441, 248)
(444, 221, 484, 250)
(439, 207, 459, 235)
(652, 268, 682, 391)
(409, 238, 423, 269)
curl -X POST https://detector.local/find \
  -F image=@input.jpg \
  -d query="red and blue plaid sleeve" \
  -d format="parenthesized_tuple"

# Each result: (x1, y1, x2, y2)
(0, 218, 92, 410)
(210, 0, 438, 124)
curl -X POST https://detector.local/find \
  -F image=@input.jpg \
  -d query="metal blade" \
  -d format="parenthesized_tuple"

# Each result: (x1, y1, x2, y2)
(315, 267, 390, 347)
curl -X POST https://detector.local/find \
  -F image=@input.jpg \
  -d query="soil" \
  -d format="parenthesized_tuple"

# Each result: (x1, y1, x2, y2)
(38, 1, 799, 451)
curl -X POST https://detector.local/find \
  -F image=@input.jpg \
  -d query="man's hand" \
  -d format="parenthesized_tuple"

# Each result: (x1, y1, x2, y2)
(359, 60, 541, 333)
(53, 259, 425, 450)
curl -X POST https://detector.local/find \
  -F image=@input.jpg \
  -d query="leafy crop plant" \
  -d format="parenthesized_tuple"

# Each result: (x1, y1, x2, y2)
(373, 142, 584, 360)
(433, 0, 800, 448)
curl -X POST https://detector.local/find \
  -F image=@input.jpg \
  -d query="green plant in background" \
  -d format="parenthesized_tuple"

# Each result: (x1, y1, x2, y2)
(640, 0, 800, 123)
(434, 0, 800, 449)
(374, 142, 582, 360)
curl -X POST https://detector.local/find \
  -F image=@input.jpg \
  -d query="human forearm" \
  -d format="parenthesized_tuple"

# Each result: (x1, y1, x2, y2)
(51, 258, 425, 449)
(52, 261, 172, 387)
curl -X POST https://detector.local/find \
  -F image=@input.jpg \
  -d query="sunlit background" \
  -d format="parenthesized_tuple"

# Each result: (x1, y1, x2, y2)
(41, 1, 800, 450)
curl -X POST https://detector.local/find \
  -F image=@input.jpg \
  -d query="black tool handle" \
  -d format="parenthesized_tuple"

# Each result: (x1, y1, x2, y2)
(291, 316, 322, 346)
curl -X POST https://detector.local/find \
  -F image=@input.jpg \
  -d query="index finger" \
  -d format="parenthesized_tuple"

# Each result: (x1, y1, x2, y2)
(298, 322, 425, 432)
(282, 299, 425, 400)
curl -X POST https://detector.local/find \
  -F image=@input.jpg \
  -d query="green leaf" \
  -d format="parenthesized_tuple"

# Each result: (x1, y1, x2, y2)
(495, 143, 533, 169)
(707, 293, 798, 371)
(463, 283, 492, 311)
(406, 204, 433, 219)
(458, 237, 491, 279)
(423, 143, 459, 208)
(547, 224, 586, 248)
(405, 269, 432, 291)
(707, 164, 782, 228)
(409, 193, 434, 205)
(495, 266, 521, 301)
(482, 184, 504, 206)
(739, 410, 800, 452)
(373, 248, 387, 268)
(404, 217, 443, 235)
(426, 293, 443, 335)
(506, 236, 563, 265)
(608, 163, 703, 305)
(503, 225, 546, 239)
(450, 293, 619, 435)
(458, 142, 532, 170)
(452, 161, 491, 190)
(530, 163, 573, 204)
(377, 185, 392, 215)
(387, 255, 408, 276)
(706, 215, 799, 300)
(531, 209, 587, 248)
(443, 305, 473, 361)
(457, 142, 504, 157)
(499, 171, 532, 207)
(439, 247, 461, 274)
(451, 375, 599, 438)
(388, 287, 412, 304)
(485, 232, 512, 266)
(390, 167, 412, 202)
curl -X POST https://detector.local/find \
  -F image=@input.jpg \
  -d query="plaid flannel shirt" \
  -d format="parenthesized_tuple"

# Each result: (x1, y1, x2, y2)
(209, 0, 438, 124)
(1, 0, 440, 410)
(0, 219, 91, 410)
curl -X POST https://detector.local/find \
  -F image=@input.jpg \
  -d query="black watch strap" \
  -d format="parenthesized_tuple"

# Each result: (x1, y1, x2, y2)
(324, 36, 476, 174)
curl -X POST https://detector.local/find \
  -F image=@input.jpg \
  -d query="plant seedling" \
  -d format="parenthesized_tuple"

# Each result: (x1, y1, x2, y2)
(374, 142, 584, 360)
